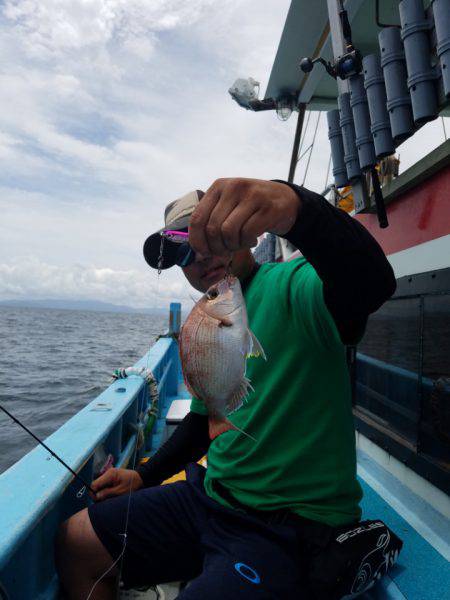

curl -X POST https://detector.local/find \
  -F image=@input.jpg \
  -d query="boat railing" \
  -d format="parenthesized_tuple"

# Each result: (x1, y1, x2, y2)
(0, 304, 181, 600)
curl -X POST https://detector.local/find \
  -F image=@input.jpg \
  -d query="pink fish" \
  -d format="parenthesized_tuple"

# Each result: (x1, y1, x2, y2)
(179, 276, 265, 440)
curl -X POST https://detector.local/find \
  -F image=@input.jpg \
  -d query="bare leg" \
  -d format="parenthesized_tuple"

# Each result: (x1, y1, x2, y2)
(55, 508, 119, 600)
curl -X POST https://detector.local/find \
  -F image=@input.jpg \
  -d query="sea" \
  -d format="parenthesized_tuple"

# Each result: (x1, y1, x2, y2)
(0, 306, 166, 474)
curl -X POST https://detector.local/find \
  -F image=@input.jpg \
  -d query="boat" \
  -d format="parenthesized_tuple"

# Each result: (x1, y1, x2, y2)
(0, 1, 449, 598)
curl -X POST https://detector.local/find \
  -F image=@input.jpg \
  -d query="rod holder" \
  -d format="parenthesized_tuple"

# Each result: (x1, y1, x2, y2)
(379, 27, 415, 142)
(363, 54, 395, 158)
(399, 0, 438, 124)
(432, 0, 450, 98)
(327, 110, 349, 188)
(349, 75, 377, 171)
(338, 93, 361, 181)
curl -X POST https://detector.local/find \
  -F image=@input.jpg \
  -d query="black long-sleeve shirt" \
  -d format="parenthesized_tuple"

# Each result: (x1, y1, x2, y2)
(136, 183, 396, 487)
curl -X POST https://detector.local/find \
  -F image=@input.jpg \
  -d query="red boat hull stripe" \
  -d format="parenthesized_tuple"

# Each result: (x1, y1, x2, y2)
(356, 164, 450, 256)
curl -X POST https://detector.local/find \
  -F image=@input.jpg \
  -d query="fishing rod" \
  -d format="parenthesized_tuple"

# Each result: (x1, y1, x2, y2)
(0, 403, 95, 495)
(300, 0, 389, 228)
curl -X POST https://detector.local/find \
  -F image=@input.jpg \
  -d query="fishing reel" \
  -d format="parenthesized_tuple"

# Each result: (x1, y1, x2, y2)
(300, 1, 388, 228)
(300, 48, 362, 81)
(300, 2, 362, 80)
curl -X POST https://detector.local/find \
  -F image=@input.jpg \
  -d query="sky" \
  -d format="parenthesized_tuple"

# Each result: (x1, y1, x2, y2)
(0, 0, 448, 310)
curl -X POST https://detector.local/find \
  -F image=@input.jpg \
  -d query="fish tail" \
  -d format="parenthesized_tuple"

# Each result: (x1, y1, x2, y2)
(209, 416, 257, 442)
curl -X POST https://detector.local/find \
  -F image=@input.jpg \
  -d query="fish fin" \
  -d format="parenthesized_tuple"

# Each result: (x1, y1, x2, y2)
(246, 329, 266, 360)
(226, 376, 253, 413)
(218, 317, 233, 328)
(209, 416, 257, 442)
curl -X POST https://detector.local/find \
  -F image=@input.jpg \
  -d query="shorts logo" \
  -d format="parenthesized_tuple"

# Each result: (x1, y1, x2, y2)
(234, 562, 261, 584)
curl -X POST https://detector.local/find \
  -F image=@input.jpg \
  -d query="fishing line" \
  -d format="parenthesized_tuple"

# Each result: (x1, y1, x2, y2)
(149, 268, 161, 373)
(88, 237, 167, 596)
(152, 266, 161, 313)
(86, 369, 158, 599)
(85, 418, 141, 600)
(0, 403, 94, 494)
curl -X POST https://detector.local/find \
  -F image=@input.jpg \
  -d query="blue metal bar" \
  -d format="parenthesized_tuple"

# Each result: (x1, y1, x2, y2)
(116, 432, 138, 469)
(157, 358, 173, 394)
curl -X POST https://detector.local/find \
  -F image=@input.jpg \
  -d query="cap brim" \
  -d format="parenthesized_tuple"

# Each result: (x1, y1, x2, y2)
(143, 230, 180, 270)
(143, 208, 193, 270)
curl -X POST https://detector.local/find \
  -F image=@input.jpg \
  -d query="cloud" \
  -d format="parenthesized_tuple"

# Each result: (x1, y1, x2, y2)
(0, 0, 448, 307)
(0, 0, 293, 204)
(2, 0, 217, 56)
(0, 257, 192, 308)
(0, 0, 295, 306)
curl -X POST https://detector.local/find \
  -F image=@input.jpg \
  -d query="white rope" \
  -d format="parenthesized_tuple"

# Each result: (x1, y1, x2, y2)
(113, 367, 159, 415)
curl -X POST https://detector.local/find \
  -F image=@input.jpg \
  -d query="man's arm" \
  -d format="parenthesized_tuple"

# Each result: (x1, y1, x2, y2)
(275, 181, 396, 344)
(188, 177, 396, 345)
(136, 411, 210, 487)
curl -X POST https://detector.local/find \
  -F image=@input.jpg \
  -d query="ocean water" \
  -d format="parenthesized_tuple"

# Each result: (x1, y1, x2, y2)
(0, 306, 166, 474)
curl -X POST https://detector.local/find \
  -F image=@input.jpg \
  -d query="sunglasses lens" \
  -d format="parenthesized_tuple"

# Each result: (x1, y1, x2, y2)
(175, 244, 195, 267)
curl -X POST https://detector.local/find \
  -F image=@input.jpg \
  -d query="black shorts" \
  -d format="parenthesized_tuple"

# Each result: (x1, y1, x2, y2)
(88, 463, 318, 599)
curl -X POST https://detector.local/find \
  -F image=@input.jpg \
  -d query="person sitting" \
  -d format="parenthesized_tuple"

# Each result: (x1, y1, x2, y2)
(55, 178, 399, 599)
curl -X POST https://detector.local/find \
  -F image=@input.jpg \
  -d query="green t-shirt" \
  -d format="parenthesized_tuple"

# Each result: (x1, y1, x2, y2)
(190, 258, 362, 527)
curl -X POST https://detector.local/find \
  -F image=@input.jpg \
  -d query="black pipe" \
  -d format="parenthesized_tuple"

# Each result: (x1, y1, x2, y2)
(370, 167, 389, 228)
(288, 104, 307, 183)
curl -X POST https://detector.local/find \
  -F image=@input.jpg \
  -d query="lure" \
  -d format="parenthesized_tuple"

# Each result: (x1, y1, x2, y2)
(161, 229, 189, 244)
(159, 230, 195, 270)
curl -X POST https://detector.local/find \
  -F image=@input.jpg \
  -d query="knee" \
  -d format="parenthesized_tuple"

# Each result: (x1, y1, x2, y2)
(55, 508, 109, 571)
(56, 509, 88, 561)
(55, 508, 119, 598)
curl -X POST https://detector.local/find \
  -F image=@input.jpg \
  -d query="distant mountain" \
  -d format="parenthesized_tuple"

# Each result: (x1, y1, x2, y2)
(0, 298, 170, 316)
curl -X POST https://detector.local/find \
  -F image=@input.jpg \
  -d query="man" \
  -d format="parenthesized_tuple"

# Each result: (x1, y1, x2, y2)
(55, 178, 396, 599)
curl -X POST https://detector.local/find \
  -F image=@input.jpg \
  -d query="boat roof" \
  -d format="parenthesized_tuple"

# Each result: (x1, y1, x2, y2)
(264, 0, 431, 111)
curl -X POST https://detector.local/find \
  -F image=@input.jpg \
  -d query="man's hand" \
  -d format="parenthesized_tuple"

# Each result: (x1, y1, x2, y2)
(90, 468, 144, 502)
(188, 178, 301, 256)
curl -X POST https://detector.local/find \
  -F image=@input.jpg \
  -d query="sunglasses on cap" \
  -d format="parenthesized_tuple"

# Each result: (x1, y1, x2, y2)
(161, 229, 196, 267)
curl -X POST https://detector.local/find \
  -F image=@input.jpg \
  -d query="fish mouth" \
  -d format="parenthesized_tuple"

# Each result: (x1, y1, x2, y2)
(221, 302, 242, 316)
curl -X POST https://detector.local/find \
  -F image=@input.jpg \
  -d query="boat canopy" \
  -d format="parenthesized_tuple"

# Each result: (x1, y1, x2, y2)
(264, 0, 433, 111)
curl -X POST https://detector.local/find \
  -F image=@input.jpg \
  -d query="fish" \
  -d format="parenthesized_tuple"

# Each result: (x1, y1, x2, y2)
(179, 275, 265, 441)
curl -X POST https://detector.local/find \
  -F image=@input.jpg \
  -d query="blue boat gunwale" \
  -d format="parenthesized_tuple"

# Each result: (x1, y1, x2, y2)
(0, 336, 177, 572)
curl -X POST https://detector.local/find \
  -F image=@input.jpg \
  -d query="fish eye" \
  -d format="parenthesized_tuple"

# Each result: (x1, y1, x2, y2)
(207, 289, 219, 300)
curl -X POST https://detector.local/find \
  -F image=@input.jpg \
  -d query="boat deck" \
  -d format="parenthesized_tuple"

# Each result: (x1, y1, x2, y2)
(139, 376, 450, 600)
(358, 450, 450, 599)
